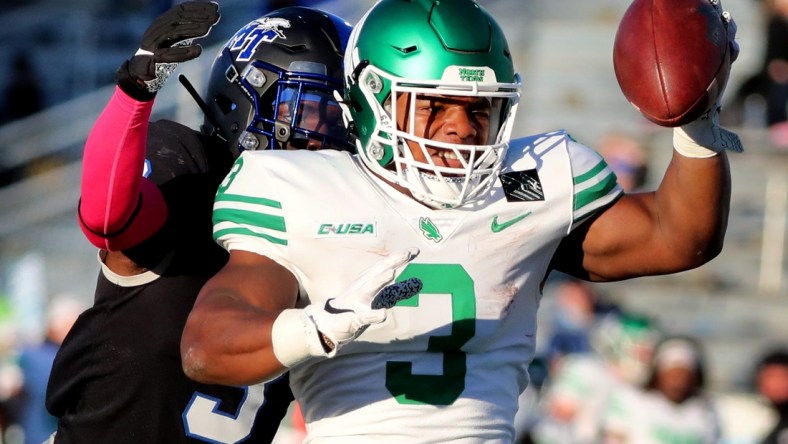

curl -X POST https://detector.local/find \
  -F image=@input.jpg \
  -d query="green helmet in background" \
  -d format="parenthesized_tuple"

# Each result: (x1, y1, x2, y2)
(591, 312, 662, 385)
(343, 0, 521, 209)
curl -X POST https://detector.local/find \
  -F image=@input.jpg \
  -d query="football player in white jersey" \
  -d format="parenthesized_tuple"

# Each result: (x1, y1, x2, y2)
(600, 336, 721, 443)
(180, 0, 742, 442)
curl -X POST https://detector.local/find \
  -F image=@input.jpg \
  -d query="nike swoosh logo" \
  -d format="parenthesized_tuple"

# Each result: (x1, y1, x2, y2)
(491, 211, 532, 233)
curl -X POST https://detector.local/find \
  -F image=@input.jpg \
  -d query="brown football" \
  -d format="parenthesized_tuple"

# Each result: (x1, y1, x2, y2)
(613, 0, 732, 127)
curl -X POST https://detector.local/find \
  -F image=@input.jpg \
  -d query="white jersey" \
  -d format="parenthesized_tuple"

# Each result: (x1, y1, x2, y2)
(213, 130, 622, 443)
(600, 385, 721, 444)
(532, 354, 623, 443)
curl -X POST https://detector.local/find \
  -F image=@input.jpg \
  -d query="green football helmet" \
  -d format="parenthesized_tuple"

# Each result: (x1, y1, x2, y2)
(591, 312, 662, 385)
(342, 0, 521, 209)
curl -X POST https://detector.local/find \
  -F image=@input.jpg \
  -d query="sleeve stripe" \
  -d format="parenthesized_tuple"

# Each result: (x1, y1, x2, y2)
(215, 193, 282, 209)
(213, 227, 288, 246)
(573, 172, 619, 211)
(574, 195, 614, 224)
(573, 192, 620, 227)
(573, 160, 609, 185)
(213, 208, 286, 232)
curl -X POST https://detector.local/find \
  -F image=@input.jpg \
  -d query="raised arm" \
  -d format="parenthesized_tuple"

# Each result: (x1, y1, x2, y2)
(555, 145, 731, 282)
(553, 2, 742, 282)
(78, 88, 164, 251)
(554, 75, 742, 282)
(78, 2, 220, 251)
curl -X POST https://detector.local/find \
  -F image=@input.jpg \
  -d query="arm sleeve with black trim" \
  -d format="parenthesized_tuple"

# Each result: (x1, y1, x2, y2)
(78, 86, 167, 250)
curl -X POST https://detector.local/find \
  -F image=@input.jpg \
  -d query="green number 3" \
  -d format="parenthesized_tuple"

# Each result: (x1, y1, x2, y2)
(385, 263, 476, 406)
(216, 157, 244, 195)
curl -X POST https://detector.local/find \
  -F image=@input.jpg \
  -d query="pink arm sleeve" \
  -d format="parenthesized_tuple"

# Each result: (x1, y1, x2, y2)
(78, 86, 167, 251)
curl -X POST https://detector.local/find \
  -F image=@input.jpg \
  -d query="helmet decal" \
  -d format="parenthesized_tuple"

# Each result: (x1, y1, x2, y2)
(229, 18, 292, 62)
(443, 66, 497, 83)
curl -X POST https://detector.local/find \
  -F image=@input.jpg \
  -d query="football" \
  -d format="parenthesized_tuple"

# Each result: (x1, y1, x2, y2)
(613, 0, 732, 127)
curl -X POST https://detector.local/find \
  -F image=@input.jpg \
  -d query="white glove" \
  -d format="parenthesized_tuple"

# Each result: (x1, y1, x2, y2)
(673, 101, 743, 157)
(272, 248, 422, 367)
(673, 3, 743, 157)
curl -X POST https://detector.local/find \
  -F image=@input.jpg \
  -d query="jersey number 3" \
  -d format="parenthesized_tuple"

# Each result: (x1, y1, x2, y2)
(182, 382, 266, 443)
(386, 263, 475, 406)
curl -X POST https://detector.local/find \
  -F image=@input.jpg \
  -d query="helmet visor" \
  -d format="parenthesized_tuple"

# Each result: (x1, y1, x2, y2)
(276, 86, 347, 150)
(234, 56, 354, 152)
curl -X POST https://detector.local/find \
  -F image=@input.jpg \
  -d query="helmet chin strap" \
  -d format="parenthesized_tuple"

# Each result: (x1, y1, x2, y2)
(396, 132, 499, 209)
(402, 167, 479, 209)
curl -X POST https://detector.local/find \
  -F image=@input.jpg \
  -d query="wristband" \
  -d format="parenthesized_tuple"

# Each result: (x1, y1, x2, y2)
(270, 308, 328, 368)
(673, 105, 743, 158)
(115, 60, 156, 102)
(673, 126, 719, 158)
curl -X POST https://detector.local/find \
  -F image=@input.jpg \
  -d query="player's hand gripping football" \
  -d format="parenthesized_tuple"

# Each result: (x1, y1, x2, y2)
(272, 249, 423, 368)
(118, 1, 220, 99)
(674, 1, 743, 157)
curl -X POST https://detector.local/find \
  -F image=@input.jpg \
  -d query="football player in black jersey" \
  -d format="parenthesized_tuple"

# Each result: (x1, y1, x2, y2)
(45, 2, 353, 442)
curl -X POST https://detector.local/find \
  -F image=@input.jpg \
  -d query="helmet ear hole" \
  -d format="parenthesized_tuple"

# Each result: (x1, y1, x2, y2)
(214, 94, 236, 115)
(350, 98, 363, 113)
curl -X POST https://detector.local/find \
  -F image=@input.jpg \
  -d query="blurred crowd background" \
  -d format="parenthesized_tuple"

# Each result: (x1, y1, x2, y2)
(0, 0, 785, 443)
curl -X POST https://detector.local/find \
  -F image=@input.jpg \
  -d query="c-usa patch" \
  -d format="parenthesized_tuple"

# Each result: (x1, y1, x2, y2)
(499, 169, 544, 202)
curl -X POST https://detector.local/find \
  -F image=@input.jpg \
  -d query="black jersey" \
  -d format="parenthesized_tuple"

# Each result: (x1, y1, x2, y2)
(46, 120, 293, 443)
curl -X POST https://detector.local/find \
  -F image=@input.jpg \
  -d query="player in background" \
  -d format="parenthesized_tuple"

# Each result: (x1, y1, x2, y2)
(45, 2, 353, 443)
(180, 0, 742, 441)
(599, 336, 721, 443)
(530, 313, 662, 443)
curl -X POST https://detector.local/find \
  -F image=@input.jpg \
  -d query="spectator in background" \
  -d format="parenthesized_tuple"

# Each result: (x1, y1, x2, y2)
(754, 348, 788, 444)
(763, 0, 788, 147)
(514, 277, 613, 443)
(13, 295, 84, 444)
(597, 132, 649, 193)
(542, 278, 604, 367)
(0, 318, 22, 444)
(0, 52, 44, 124)
(600, 335, 721, 444)
(729, 0, 788, 148)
